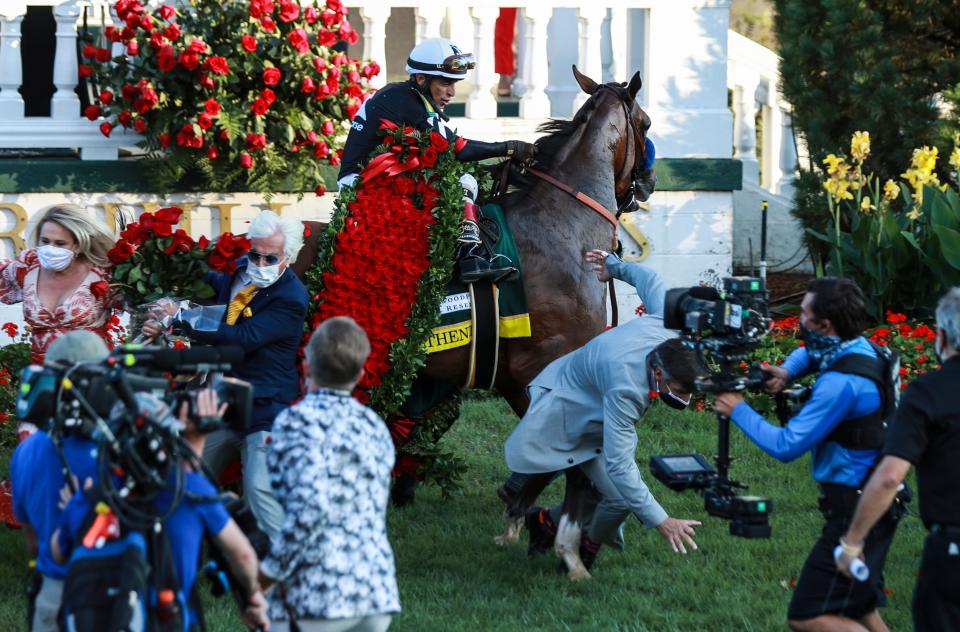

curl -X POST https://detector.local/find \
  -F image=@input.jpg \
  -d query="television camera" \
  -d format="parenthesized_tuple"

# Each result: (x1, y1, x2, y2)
(650, 277, 775, 538)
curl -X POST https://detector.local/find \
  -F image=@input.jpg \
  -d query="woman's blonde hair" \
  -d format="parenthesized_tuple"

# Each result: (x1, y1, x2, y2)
(30, 204, 115, 268)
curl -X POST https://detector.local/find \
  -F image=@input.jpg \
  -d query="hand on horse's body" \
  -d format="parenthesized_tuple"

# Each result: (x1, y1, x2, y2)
(585, 249, 613, 283)
(656, 516, 701, 554)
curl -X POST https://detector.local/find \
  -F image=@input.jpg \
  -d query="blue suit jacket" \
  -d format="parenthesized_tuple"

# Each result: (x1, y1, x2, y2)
(190, 262, 309, 434)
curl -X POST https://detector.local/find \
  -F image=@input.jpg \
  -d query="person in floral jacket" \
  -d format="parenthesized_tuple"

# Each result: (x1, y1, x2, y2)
(259, 316, 400, 632)
(0, 204, 118, 367)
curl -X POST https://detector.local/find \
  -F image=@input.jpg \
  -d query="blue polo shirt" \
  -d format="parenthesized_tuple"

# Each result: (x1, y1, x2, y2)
(11, 432, 99, 579)
(57, 471, 230, 628)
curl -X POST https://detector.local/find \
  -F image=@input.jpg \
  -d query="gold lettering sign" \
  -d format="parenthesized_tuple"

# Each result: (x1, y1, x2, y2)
(0, 204, 29, 254)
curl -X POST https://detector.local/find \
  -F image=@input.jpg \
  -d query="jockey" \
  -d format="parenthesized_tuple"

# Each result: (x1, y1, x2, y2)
(338, 37, 536, 284)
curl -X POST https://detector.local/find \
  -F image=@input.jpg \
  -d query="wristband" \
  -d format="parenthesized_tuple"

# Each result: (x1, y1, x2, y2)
(839, 536, 863, 557)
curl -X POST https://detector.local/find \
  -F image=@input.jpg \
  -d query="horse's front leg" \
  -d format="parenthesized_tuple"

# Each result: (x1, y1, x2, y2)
(494, 471, 554, 546)
(554, 466, 597, 581)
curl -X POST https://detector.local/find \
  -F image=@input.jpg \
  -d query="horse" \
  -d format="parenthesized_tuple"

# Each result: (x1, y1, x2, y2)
(294, 66, 654, 579)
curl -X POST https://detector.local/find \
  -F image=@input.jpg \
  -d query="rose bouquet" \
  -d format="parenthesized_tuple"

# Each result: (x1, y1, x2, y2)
(82, 0, 379, 194)
(107, 206, 250, 309)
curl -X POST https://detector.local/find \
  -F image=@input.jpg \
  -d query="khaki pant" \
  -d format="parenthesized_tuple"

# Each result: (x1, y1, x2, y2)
(272, 614, 392, 632)
(31, 576, 63, 632)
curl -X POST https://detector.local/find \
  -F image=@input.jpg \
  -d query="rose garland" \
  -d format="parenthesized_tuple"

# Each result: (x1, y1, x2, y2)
(305, 122, 491, 489)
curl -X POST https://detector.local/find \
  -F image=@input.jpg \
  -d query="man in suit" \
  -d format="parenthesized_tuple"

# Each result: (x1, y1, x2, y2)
(504, 250, 703, 570)
(145, 210, 308, 539)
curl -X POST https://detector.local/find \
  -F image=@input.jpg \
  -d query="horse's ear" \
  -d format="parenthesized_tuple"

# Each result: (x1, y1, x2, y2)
(572, 65, 598, 95)
(626, 72, 642, 101)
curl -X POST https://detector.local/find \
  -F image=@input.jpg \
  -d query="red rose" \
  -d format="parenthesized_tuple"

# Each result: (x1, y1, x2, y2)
(133, 117, 147, 132)
(96, 48, 112, 63)
(304, 7, 318, 23)
(288, 28, 310, 54)
(99, 122, 113, 137)
(121, 83, 137, 100)
(205, 56, 229, 75)
(320, 8, 337, 27)
(312, 141, 329, 158)
(240, 152, 253, 169)
(362, 62, 380, 80)
(154, 207, 183, 224)
(245, 132, 267, 150)
(321, 119, 335, 136)
(99, 90, 114, 105)
(139, 14, 153, 31)
(429, 130, 449, 152)
(164, 23, 180, 41)
(207, 146, 219, 159)
(104, 26, 120, 43)
(157, 4, 175, 20)
(198, 235, 210, 250)
(163, 229, 194, 255)
(421, 147, 438, 168)
(204, 98, 220, 116)
(178, 51, 199, 70)
(261, 88, 276, 105)
(207, 250, 227, 270)
(198, 72, 215, 90)
(347, 69, 360, 84)
(339, 22, 358, 45)
(327, 66, 341, 81)
(251, 98, 269, 116)
(157, 44, 175, 72)
(107, 240, 135, 264)
(307, 130, 318, 143)
(82, 44, 97, 59)
(79, 64, 93, 77)
(187, 39, 208, 55)
(241, 34, 257, 52)
(176, 123, 203, 148)
(261, 16, 277, 32)
(149, 31, 165, 49)
(126, 40, 139, 56)
(301, 77, 316, 93)
(118, 110, 132, 127)
(215, 233, 241, 258)
(262, 67, 281, 86)
(315, 184, 326, 196)
(219, 129, 230, 142)
(278, 0, 299, 22)
(159, 133, 171, 148)
(313, 56, 326, 73)
(198, 112, 213, 129)
(84, 104, 101, 121)
(346, 100, 360, 120)
(90, 280, 110, 299)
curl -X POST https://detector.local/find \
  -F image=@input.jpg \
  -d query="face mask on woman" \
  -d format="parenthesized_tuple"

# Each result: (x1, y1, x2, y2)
(36, 245, 76, 272)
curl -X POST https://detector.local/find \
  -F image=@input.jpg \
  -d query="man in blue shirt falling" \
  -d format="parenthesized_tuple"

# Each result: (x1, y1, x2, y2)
(715, 278, 904, 632)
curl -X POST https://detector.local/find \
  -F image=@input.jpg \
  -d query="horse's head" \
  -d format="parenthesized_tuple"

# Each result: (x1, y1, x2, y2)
(571, 65, 656, 210)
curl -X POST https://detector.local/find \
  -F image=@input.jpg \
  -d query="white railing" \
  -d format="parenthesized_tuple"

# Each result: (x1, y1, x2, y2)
(0, 1, 736, 160)
(727, 30, 809, 272)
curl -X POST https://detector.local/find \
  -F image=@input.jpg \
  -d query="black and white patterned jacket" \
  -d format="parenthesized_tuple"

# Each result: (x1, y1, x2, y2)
(262, 388, 400, 621)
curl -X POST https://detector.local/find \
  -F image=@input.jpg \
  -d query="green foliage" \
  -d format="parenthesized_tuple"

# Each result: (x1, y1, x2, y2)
(774, 0, 960, 252)
(0, 325, 31, 451)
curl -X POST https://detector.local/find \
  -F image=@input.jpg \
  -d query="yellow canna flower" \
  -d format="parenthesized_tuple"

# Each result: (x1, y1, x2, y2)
(850, 131, 870, 163)
(950, 146, 960, 171)
(906, 207, 923, 221)
(883, 179, 900, 200)
(910, 146, 939, 174)
(859, 196, 875, 214)
(823, 153, 846, 176)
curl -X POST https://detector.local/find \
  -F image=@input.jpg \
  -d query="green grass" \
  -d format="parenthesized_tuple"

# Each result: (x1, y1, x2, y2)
(1, 398, 925, 631)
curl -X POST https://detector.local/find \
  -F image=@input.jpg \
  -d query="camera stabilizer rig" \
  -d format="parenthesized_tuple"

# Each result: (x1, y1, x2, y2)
(650, 277, 774, 538)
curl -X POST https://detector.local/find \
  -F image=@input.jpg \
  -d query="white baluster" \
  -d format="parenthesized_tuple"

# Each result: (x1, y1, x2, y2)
(607, 7, 628, 84)
(359, 5, 389, 89)
(572, 5, 605, 112)
(415, 6, 444, 42)
(0, 6, 26, 120)
(518, 4, 551, 120)
(734, 80, 760, 185)
(51, 0, 82, 119)
(778, 109, 798, 198)
(466, 4, 497, 120)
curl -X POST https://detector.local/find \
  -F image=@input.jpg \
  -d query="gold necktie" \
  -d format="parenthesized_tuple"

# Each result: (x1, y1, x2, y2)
(225, 283, 257, 325)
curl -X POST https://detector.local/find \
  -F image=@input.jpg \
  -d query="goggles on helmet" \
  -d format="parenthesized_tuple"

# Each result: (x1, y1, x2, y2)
(407, 53, 477, 76)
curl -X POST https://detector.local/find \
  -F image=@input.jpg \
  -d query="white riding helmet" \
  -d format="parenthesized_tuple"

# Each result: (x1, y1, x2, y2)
(405, 37, 476, 80)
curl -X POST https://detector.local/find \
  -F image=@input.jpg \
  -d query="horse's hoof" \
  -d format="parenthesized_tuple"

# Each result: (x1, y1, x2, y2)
(493, 534, 515, 546)
(567, 566, 592, 582)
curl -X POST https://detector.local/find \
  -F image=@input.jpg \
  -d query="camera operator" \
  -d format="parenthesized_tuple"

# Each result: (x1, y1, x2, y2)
(504, 251, 703, 571)
(714, 278, 901, 632)
(837, 287, 960, 631)
(51, 389, 269, 631)
(10, 332, 105, 631)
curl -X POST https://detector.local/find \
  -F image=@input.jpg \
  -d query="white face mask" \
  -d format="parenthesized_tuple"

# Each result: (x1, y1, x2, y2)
(37, 245, 76, 271)
(247, 262, 284, 288)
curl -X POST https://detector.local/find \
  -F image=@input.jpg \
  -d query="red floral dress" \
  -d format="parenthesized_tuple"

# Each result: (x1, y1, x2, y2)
(0, 249, 115, 365)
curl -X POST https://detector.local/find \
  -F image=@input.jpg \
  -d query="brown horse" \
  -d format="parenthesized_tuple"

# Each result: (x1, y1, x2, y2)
(294, 66, 654, 574)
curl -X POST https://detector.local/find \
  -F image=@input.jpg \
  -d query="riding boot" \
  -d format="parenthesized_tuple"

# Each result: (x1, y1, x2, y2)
(524, 506, 557, 557)
(456, 195, 518, 284)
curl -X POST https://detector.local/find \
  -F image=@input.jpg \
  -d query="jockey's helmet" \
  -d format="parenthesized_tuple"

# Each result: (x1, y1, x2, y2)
(405, 37, 476, 80)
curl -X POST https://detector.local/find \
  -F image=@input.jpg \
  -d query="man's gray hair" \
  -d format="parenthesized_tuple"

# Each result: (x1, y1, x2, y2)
(248, 210, 305, 263)
(936, 287, 960, 350)
(305, 316, 370, 389)
(46, 331, 109, 365)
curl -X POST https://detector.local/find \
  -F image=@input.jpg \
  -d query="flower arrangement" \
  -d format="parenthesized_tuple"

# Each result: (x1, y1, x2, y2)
(0, 323, 30, 445)
(107, 206, 250, 307)
(305, 121, 489, 489)
(82, 0, 379, 194)
(811, 131, 960, 318)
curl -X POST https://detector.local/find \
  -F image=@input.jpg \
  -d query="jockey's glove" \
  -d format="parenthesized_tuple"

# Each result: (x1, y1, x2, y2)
(507, 140, 537, 164)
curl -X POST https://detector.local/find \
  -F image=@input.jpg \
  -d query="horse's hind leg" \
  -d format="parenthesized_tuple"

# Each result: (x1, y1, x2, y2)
(555, 466, 595, 581)
(494, 471, 554, 546)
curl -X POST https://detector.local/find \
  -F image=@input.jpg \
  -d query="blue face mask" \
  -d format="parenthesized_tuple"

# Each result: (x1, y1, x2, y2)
(800, 323, 843, 366)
